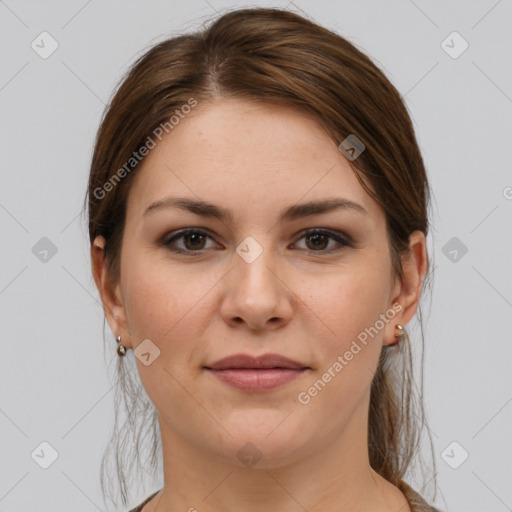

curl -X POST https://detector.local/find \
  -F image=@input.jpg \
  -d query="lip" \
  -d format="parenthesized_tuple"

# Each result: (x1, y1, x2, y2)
(203, 353, 310, 392)
(205, 368, 308, 391)
(204, 353, 309, 371)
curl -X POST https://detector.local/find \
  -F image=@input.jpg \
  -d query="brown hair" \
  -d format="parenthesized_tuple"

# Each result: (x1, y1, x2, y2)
(84, 7, 437, 510)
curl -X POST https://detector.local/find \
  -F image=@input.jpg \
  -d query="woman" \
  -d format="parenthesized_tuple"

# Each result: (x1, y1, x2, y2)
(86, 7, 440, 512)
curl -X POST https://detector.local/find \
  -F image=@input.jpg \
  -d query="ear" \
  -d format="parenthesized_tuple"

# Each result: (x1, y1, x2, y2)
(91, 235, 133, 349)
(383, 230, 428, 347)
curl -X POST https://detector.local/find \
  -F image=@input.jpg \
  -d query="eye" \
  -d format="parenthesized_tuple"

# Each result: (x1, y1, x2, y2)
(293, 229, 352, 252)
(161, 229, 217, 253)
(161, 228, 352, 255)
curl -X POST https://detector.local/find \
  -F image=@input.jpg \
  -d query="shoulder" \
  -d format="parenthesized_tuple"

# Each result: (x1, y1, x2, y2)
(127, 490, 161, 512)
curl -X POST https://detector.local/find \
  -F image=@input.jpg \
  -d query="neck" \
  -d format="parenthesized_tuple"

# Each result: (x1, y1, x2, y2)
(147, 396, 409, 512)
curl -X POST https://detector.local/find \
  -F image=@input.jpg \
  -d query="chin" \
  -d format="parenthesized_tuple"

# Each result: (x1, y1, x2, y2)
(206, 418, 310, 469)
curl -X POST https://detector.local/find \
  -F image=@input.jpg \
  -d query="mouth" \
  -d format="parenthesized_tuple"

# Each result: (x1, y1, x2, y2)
(204, 353, 310, 371)
(203, 353, 310, 392)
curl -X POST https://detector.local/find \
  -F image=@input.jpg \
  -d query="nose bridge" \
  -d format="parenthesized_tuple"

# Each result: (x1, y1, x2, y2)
(234, 233, 279, 300)
(221, 233, 293, 329)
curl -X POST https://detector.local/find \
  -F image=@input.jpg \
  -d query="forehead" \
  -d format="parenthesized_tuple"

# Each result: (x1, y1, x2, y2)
(125, 98, 380, 225)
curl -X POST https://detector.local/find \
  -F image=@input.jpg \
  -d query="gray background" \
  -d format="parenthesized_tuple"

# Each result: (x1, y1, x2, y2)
(1, 1, 511, 511)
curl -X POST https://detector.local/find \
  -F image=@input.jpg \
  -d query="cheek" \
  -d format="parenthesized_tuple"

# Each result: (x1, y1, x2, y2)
(122, 267, 182, 341)
(119, 256, 213, 411)
(296, 261, 390, 395)
(305, 264, 391, 347)
(121, 253, 219, 354)
(293, 272, 388, 433)
(119, 246, 178, 337)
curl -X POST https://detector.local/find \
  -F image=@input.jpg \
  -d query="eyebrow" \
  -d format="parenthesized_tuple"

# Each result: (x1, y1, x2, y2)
(143, 196, 368, 223)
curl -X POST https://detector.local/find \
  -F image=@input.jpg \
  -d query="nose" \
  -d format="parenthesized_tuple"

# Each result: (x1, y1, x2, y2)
(220, 240, 294, 331)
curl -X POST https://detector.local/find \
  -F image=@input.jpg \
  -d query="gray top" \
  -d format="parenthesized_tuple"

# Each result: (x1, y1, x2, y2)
(128, 485, 442, 512)
(128, 490, 160, 512)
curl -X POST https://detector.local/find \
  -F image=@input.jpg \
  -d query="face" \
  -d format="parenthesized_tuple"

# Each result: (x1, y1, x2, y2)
(95, 97, 421, 469)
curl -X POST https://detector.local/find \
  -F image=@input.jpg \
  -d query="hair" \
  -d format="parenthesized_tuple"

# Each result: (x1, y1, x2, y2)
(84, 7, 438, 511)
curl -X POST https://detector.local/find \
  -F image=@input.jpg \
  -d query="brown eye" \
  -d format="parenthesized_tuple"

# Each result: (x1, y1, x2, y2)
(162, 229, 216, 253)
(294, 229, 351, 253)
(183, 232, 207, 250)
(162, 228, 351, 256)
(305, 232, 330, 251)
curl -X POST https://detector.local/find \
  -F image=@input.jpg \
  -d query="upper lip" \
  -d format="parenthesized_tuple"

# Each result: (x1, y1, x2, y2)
(204, 353, 309, 370)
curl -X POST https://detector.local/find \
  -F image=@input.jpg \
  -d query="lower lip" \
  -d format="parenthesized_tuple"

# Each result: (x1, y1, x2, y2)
(205, 368, 307, 391)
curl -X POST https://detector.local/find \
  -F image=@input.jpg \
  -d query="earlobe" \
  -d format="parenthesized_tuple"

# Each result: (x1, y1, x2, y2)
(383, 230, 428, 347)
(91, 235, 131, 347)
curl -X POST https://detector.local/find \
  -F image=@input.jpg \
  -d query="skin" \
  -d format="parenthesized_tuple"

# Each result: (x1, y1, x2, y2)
(92, 97, 427, 512)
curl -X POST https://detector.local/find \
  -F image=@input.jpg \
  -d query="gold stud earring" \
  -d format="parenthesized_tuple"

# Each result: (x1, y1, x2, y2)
(116, 335, 127, 356)
(389, 324, 404, 347)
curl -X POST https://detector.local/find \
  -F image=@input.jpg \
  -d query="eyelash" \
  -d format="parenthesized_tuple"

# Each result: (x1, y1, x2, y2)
(161, 228, 353, 255)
